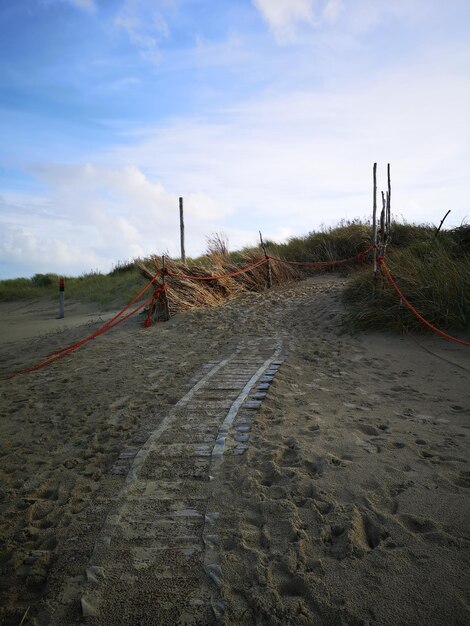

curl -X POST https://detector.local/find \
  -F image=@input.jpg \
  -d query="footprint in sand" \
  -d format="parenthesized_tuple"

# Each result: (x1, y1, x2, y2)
(399, 513, 437, 535)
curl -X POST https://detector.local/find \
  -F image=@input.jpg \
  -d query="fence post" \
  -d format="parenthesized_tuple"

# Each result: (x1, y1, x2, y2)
(179, 197, 186, 264)
(380, 191, 386, 256)
(58, 277, 65, 319)
(372, 163, 378, 275)
(259, 231, 272, 289)
(387, 163, 391, 237)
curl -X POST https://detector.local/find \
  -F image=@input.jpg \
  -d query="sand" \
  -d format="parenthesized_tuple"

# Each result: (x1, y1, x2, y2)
(0, 276, 469, 626)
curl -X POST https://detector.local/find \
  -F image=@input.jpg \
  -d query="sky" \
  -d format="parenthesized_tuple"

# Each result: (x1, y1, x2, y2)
(1, 0, 469, 278)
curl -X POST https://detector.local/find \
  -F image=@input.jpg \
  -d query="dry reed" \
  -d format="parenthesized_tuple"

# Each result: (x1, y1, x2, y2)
(136, 252, 301, 316)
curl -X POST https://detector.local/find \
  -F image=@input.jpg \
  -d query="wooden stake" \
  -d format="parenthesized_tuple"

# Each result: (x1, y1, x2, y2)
(435, 209, 451, 237)
(179, 197, 186, 264)
(380, 192, 386, 242)
(372, 163, 378, 275)
(387, 163, 391, 236)
(259, 231, 272, 289)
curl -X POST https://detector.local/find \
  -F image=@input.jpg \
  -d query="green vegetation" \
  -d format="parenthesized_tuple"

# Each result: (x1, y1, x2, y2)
(263, 219, 372, 264)
(0, 264, 144, 308)
(343, 223, 470, 334)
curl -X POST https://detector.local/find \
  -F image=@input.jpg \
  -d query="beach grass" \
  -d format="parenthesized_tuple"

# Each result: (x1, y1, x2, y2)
(0, 264, 144, 307)
(343, 236, 470, 333)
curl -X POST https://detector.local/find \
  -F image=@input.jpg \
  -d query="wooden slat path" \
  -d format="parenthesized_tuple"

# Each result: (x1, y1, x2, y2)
(81, 338, 285, 625)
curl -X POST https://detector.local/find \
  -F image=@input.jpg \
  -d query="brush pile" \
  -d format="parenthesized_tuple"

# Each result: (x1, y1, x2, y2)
(136, 250, 301, 315)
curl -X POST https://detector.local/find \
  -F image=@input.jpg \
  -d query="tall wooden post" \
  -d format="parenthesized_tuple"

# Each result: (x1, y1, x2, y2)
(387, 163, 391, 234)
(58, 277, 65, 319)
(380, 191, 386, 254)
(372, 163, 378, 274)
(179, 197, 186, 264)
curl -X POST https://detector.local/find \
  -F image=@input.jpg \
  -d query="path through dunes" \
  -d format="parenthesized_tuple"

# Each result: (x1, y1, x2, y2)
(0, 276, 469, 625)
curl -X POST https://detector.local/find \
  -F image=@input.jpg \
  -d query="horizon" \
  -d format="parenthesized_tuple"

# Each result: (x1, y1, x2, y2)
(1, 0, 470, 279)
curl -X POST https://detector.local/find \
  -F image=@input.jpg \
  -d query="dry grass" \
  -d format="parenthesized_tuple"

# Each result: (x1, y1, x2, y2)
(136, 251, 301, 315)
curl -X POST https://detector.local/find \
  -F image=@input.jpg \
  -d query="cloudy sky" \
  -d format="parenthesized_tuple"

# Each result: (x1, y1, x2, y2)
(1, 0, 469, 278)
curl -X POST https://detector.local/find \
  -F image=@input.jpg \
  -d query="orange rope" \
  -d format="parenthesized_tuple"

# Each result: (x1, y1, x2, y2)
(0, 296, 154, 382)
(166, 257, 267, 281)
(267, 244, 375, 267)
(46, 269, 163, 357)
(379, 258, 470, 347)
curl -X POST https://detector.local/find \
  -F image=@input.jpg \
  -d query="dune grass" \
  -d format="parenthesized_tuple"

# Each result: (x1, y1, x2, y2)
(0, 265, 145, 308)
(263, 219, 372, 264)
(343, 228, 470, 334)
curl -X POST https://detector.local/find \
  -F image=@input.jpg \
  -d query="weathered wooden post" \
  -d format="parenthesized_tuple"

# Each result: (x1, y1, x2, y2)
(380, 191, 386, 238)
(372, 163, 378, 276)
(58, 277, 65, 319)
(387, 163, 391, 236)
(179, 197, 186, 264)
(259, 231, 272, 289)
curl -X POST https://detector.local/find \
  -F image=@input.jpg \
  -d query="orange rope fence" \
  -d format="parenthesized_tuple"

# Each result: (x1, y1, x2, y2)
(0, 268, 165, 382)
(378, 258, 470, 348)
(1, 243, 467, 381)
(166, 257, 268, 281)
(0, 296, 154, 382)
(267, 244, 375, 268)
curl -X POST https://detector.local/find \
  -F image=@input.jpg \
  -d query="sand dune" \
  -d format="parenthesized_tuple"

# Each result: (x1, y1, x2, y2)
(0, 276, 469, 625)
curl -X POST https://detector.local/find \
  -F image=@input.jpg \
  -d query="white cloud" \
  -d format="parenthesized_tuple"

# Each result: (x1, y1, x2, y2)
(0, 163, 246, 276)
(252, 0, 434, 42)
(115, 0, 170, 64)
(252, 0, 315, 42)
(0, 223, 103, 277)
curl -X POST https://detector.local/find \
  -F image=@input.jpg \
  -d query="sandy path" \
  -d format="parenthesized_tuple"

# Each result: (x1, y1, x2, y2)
(0, 276, 469, 625)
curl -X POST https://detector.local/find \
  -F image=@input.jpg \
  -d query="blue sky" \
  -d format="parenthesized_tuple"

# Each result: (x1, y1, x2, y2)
(1, 0, 469, 278)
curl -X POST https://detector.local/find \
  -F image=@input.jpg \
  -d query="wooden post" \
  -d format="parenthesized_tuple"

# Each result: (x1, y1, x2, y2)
(387, 163, 391, 236)
(372, 163, 378, 275)
(380, 192, 386, 242)
(58, 277, 65, 319)
(179, 197, 186, 264)
(380, 189, 392, 267)
(259, 231, 272, 289)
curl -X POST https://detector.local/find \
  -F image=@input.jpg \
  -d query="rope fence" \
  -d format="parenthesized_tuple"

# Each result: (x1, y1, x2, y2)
(165, 257, 268, 281)
(1, 240, 468, 382)
(378, 257, 470, 348)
